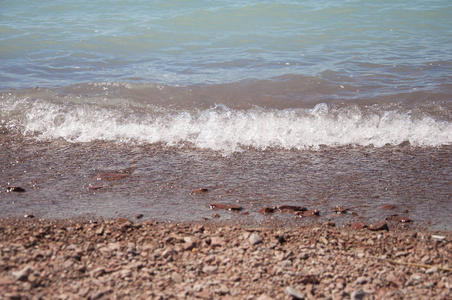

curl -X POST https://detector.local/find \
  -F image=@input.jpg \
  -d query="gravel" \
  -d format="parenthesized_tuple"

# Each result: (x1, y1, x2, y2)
(0, 218, 451, 299)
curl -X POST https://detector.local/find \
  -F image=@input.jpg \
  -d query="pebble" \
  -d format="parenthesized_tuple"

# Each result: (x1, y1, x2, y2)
(6, 186, 26, 193)
(351, 221, 366, 230)
(355, 276, 369, 285)
(368, 221, 389, 231)
(0, 217, 449, 299)
(285, 286, 305, 299)
(351, 288, 367, 300)
(249, 233, 262, 245)
(202, 265, 218, 274)
(11, 266, 34, 281)
(210, 203, 242, 211)
(431, 235, 446, 241)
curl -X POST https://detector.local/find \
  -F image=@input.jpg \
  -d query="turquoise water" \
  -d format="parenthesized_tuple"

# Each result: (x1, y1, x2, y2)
(1, 0, 451, 89)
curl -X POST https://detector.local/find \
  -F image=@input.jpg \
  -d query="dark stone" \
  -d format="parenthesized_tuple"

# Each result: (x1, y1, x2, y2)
(259, 207, 276, 214)
(191, 188, 209, 194)
(334, 206, 348, 214)
(210, 203, 242, 211)
(368, 221, 389, 231)
(6, 186, 26, 193)
(325, 221, 336, 227)
(379, 204, 397, 210)
(300, 275, 320, 285)
(278, 205, 307, 212)
(399, 216, 413, 223)
(276, 235, 286, 244)
(351, 221, 367, 230)
(296, 209, 320, 217)
(88, 186, 103, 190)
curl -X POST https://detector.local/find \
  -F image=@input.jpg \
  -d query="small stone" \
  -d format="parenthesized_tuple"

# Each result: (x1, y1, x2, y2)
(399, 216, 412, 223)
(194, 290, 211, 299)
(276, 235, 286, 244)
(135, 214, 143, 219)
(215, 284, 229, 295)
(90, 291, 105, 300)
(410, 274, 422, 281)
(256, 294, 273, 300)
(210, 237, 225, 247)
(426, 267, 438, 274)
(88, 186, 103, 190)
(6, 186, 26, 193)
(117, 217, 132, 227)
(278, 205, 307, 212)
(172, 272, 183, 283)
(296, 209, 320, 217)
(300, 275, 320, 285)
(210, 203, 242, 211)
(379, 204, 397, 210)
(351, 288, 366, 300)
(285, 286, 305, 299)
(249, 233, 262, 245)
(334, 206, 348, 214)
(431, 235, 446, 241)
(91, 267, 105, 278)
(191, 188, 209, 194)
(355, 276, 369, 285)
(351, 221, 367, 230)
(259, 207, 276, 214)
(202, 265, 218, 274)
(11, 266, 34, 281)
(368, 221, 389, 231)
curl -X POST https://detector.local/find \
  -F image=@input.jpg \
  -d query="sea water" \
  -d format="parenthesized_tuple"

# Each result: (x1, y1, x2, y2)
(0, 0, 451, 229)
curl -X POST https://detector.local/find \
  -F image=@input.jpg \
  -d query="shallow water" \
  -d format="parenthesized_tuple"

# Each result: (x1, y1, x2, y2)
(1, 136, 450, 230)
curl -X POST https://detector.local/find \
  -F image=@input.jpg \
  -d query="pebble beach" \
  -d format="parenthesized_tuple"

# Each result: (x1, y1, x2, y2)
(1, 217, 451, 299)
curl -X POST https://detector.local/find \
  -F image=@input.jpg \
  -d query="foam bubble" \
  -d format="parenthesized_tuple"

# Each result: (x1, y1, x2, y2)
(11, 100, 450, 153)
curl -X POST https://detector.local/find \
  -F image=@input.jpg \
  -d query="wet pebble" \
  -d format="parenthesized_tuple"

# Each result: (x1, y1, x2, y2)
(351, 221, 367, 230)
(6, 186, 26, 193)
(210, 203, 242, 211)
(368, 221, 389, 231)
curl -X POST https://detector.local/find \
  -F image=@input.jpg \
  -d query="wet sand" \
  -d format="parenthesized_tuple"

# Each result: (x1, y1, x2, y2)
(1, 136, 451, 231)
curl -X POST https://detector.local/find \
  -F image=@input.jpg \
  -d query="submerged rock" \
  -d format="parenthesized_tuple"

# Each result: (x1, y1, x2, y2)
(191, 188, 209, 194)
(295, 209, 320, 217)
(368, 221, 389, 231)
(351, 221, 367, 230)
(6, 186, 26, 193)
(379, 204, 397, 210)
(259, 207, 276, 214)
(210, 203, 242, 211)
(278, 205, 307, 212)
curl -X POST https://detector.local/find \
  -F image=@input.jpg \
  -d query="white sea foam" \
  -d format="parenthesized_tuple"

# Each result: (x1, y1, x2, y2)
(15, 101, 452, 153)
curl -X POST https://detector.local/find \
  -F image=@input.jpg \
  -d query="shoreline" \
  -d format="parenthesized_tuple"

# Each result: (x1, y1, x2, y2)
(1, 217, 450, 299)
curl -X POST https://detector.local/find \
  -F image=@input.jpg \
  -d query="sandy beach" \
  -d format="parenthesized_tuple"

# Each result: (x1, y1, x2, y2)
(0, 217, 450, 299)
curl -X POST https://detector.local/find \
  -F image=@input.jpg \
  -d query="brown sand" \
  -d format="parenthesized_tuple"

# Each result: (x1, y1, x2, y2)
(0, 217, 451, 299)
